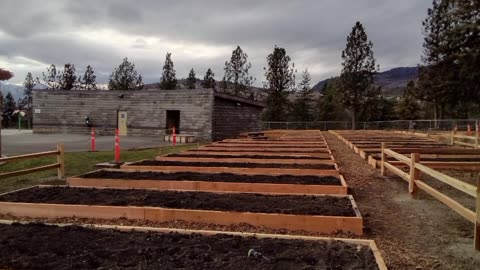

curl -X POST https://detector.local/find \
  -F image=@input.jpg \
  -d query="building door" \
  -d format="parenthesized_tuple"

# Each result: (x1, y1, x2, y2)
(117, 111, 127, 136)
(166, 110, 180, 134)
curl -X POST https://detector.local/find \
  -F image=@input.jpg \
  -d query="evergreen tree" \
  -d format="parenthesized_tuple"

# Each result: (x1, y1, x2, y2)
(396, 81, 421, 120)
(159, 53, 177, 90)
(202, 68, 216, 89)
(80, 65, 97, 90)
(20, 72, 39, 128)
(315, 79, 347, 121)
(223, 46, 254, 96)
(43, 64, 60, 90)
(359, 85, 384, 121)
(338, 21, 378, 129)
(59, 63, 77, 90)
(262, 46, 295, 121)
(186, 68, 196, 89)
(108, 58, 144, 90)
(290, 69, 314, 121)
(2, 92, 16, 127)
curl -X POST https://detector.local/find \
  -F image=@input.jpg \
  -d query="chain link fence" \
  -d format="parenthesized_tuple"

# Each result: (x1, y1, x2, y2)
(262, 119, 479, 131)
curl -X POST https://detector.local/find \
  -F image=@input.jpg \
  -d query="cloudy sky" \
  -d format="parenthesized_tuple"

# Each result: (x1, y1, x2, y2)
(0, 0, 431, 86)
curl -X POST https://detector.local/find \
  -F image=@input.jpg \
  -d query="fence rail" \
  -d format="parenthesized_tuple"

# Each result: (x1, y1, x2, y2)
(262, 119, 479, 131)
(0, 144, 65, 179)
(380, 143, 480, 250)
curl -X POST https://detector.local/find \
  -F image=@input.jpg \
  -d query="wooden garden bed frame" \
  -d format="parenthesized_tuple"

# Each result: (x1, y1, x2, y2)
(178, 151, 334, 159)
(0, 185, 362, 235)
(154, 156, 336, 165)
(197, 146, 331, 153)
(67, 168, 348, 195)
(451, 129, 479, 148)
(0, 219, 387, 269)
(380, 145, 480, 251)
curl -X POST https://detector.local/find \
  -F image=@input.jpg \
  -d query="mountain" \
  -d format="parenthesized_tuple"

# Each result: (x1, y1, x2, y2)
(0, 83, 24, 101)
(312, 66, 418, 96)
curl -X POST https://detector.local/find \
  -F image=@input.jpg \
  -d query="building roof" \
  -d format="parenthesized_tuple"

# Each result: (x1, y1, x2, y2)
(213, 92, 265, 108)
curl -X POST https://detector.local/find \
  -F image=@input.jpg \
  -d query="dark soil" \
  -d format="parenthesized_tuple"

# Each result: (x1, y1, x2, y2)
(131, 160, 335, 170)
(170, 153, 331, 160)
(83, 170, 342, 185)
(208, 145, 326, 148)
(0, 223, 379, 270)
(0, 187, 355, 216)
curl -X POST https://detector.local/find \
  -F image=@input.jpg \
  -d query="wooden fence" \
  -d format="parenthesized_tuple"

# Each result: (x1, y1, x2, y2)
(0, 144, 65, 179)
(380, 142, 480, 251)
(451, 130, 479, 148)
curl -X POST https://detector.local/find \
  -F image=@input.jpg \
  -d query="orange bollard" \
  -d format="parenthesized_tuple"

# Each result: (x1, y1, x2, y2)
(172, 127, 176, 146)
(115, 129, 120, 163)
(468, 124, 472, 136)
(91, 128, 96, 152)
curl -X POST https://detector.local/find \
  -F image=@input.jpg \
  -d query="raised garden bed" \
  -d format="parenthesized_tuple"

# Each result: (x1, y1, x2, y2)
(0, 222, 386, 269)
(68, 169, 348, 195)
(208, 144, 328, 148)
(120, 164, 340, 176)
(175, 152, 333, 159)
(155, 156, 335, 165)
(127, 160, 336, 170)
(0, 186, 362, 234)
(197, 147, 330, 153)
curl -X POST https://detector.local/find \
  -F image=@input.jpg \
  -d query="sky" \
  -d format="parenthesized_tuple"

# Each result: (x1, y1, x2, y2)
(0, 0, 432, 86)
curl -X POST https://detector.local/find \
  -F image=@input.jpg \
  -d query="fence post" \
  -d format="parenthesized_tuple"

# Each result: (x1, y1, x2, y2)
(451, 129, 456, 145)
(381, 142, 386, 176)
(475, 123, 479, 149)
(56, 144, 65, 179)
(475, 174, 480, 250)
(409, 153, 420, 198)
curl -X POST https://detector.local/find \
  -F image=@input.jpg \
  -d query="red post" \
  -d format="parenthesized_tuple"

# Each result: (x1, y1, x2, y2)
(115, 129, 120, 163)
(172, 127, 176, 146)
(91, 128, 96, 152)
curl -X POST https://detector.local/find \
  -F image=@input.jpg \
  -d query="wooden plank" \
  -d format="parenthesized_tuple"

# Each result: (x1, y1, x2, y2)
(415, 180, 475, 223)
(0, 163, 60, 179)
(384, 162, 410, 182)
(409, 153, 420, 197)
(454, 141, 476, 148)
(415, 163, 476, 198)
(384, 149, 411, 164)
(476, 174, 480, 250)
(380, 143, 386, 176)
(454, 134, 476, 140)
(0, 150, 59, 163)
(57, 144, 65, 179)
(154, 156, 335, 165)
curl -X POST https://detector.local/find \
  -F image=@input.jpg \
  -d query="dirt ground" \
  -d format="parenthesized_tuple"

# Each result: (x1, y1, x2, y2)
(323, 132, 480, 270)
(131, 160, 335, 169)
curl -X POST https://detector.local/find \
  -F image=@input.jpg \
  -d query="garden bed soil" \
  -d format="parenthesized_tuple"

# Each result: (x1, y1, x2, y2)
(171, 153, 332, 160)
(0, 187, 355, 216)
(194, 148, 330, 153)
(208, 144, 328, 148)
(80, 170, 342, 185)
(129, 160, 335, 170)
(0, 223, 380, 270)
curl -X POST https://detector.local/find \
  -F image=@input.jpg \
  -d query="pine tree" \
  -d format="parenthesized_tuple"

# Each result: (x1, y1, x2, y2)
(338, 21, 378, 129)
(396, 81, 421, 120)
(315, 79, 346, 121)
(290, 69, 314, 121)
(108, 58, 144, 90)
(262, 46, 295, 121)
(20, 72, 39, 128)
(159, 53, 177, 90)
(186, 68, 196, 89)
(43, 64, 60, 90)
(80, 65, 97, 90)
(223, 46, 254, 96)
(59, 63, 77, 90)
(202, 68, 216, 89)
(2, 92, 16, 127)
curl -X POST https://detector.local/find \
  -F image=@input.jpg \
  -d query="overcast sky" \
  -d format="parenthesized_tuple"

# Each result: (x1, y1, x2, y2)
(0, 0, 431, 86)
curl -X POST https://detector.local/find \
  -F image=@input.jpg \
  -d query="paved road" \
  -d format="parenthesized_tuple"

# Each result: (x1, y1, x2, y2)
(1, 129, 171, 155)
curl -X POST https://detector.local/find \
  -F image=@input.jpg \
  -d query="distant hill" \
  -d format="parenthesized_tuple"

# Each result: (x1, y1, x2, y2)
(312, 66, 418, 96)
(0, 83, 24, 101)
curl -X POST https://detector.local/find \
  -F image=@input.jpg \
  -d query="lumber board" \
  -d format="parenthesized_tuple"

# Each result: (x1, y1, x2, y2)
(0, 163, 60, 179)
(384, 162, 410, 182)
(0, 150, 59, 162)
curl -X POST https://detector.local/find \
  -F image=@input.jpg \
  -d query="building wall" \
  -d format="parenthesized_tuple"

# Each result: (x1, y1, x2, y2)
(212, 96, 264, 141)
(33, 89, 214, 140)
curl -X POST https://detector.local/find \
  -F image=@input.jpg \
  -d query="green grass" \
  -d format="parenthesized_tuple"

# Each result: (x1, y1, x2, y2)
(0, 144, 198, 193)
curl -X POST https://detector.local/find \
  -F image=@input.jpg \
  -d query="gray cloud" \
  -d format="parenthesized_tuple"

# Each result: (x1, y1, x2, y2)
(0, 0, 431, 86)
